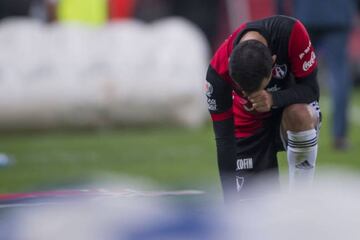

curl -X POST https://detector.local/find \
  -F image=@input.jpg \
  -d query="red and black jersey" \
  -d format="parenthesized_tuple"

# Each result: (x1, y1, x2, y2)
(206, 15, 318, 138)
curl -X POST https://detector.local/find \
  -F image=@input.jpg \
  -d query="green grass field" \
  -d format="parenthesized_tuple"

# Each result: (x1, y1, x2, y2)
(0, 89, 359, 194)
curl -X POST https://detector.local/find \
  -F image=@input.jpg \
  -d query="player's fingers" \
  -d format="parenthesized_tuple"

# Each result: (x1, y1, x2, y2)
(249, 94, 265, 103)
(254, 106, 269, 112)
(248, 91, 262, 99)
(254, 105, 264, 112)
(253, 102, 271, 112)
(249, 91, 268, 102)
(253, 102, 265, 109)
(251, 89, 268, 97)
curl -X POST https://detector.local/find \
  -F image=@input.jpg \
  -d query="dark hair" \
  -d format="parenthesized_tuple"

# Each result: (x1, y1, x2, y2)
(229, 40, 273, 93)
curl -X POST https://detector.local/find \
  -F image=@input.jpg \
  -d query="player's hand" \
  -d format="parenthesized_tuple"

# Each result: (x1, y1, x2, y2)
(248, 90, 273, 112)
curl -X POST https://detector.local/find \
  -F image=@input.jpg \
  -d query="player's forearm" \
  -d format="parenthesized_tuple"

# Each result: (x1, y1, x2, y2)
(271, 69, 319, 108)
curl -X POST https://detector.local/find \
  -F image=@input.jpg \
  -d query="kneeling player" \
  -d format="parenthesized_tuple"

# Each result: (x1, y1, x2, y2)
(206, 15, 321, 200)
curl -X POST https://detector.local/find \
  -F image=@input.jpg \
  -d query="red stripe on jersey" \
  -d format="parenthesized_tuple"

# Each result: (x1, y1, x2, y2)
(211, 109, 234, 122)
(233, 93, 269, 138)
(288, 20, 317, 78)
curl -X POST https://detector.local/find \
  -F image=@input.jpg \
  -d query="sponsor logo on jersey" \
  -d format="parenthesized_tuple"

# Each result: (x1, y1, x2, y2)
(302, 51, 316, 71)
(205, 81, 213, 98)
(272, 64, 288, 79)
(299, 41, 312, 60)
(236, 176, 245, 192)
(207, 99, 217, 111)
(236, 158, 253, 170)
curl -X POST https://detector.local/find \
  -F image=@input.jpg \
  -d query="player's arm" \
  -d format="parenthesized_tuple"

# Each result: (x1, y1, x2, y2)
(271, 20, 319, 108)
(206, 65, 236, 172)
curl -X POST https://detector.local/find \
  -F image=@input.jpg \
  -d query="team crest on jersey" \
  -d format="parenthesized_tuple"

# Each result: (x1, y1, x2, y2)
(272, 64, 287, 79)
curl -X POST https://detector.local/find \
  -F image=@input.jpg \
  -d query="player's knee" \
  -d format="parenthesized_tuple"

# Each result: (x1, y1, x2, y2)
(282, 104, 316, 131)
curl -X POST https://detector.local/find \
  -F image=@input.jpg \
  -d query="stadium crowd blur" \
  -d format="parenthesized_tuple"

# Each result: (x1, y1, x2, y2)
(1, 0, 359, 67)
(1, 0, 360, 150)
(1, 1, 359, 55)
(0, 0, 223, 52)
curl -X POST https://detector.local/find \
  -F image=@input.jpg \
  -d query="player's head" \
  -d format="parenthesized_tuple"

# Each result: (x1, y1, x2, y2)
(229, 40, 273, 94)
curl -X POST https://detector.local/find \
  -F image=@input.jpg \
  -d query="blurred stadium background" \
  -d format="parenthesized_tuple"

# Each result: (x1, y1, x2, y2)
(0, 0, 360, 240)
(0, 1, 360, 237)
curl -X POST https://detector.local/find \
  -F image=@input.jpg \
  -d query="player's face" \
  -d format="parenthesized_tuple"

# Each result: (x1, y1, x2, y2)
(259, 73, 272, 91)
(254, 54, 276, 92)
(239, 54, 276, 96)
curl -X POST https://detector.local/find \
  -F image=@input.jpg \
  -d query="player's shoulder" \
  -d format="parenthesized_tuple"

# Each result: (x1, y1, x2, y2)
(254, 15, 300, 33)
(260, 15, 298, 24)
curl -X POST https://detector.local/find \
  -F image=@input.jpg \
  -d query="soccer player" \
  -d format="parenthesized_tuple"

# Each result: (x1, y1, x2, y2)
(206, 15, 321, 200)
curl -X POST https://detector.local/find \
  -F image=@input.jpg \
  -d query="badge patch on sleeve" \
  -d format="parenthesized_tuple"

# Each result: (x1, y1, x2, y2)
(205, 81, 214, 98)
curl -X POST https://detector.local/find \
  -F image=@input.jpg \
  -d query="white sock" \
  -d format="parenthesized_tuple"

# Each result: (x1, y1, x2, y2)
(287, 129, 318, 191)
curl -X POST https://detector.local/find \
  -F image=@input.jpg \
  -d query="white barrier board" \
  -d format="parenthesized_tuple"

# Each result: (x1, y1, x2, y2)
(0, 18, 210, 129)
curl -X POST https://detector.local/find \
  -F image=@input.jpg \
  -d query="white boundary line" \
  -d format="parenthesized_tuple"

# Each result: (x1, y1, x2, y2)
(0, 189, 205, 209)
(0, 202, 63, 209)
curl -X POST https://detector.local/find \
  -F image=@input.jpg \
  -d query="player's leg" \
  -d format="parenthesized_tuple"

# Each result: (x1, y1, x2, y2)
(281, 102, 320, 190)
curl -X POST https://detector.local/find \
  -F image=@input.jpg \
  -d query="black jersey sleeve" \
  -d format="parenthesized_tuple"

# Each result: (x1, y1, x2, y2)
(206, 65, 236, 176)
(271, 69, 319, 108)
(212, 118, 237, 184)
(205, 65, 233, 116)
